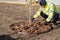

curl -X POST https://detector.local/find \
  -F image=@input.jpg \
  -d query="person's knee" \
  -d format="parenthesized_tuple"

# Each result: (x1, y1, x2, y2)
(52, 13, 59, 23)
(55, 13, 59, 20)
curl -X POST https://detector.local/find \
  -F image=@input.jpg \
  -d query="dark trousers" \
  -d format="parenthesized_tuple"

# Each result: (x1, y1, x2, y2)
(40, 11, 59, 24)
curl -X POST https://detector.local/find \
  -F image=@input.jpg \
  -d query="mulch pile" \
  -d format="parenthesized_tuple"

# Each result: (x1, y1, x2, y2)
(10, 21, 51, 35)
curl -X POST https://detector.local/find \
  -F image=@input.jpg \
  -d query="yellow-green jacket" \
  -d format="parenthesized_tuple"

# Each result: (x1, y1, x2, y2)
(33, 2, 57, 22)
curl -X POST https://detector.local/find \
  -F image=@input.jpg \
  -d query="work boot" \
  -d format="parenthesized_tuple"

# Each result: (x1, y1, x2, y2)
(52, 23, 58, 28)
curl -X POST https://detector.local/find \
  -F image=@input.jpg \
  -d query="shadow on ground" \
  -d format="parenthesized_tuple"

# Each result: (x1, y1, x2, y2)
(0, 35, 16, 40)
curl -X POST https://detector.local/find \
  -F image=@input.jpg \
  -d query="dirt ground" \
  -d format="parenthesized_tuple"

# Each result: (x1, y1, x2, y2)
(0, 3, 60, 40)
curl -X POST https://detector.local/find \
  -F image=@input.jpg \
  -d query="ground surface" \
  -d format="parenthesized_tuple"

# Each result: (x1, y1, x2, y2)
(0, 3, 60, 40)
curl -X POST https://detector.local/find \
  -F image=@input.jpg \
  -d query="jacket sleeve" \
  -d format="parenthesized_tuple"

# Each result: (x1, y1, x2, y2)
(33, 7, 41, 19)
(46, 4, 54, 22)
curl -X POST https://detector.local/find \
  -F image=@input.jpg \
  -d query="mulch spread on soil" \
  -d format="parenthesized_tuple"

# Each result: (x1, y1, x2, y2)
(10, 21, 51, 35)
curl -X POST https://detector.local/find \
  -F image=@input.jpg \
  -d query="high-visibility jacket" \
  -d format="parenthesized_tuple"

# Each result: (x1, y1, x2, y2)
(33, 1, 57, 22)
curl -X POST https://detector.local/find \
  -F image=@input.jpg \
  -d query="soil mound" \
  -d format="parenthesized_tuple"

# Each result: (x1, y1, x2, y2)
(10, 21, 51, 35)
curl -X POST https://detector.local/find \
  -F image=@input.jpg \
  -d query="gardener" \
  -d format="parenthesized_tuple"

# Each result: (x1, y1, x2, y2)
(31, 0, 59, 26)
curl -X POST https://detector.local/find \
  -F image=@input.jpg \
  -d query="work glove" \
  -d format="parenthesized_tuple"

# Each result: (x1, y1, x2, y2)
(44, 21, 50, 25)
(31, 17, 35, 22)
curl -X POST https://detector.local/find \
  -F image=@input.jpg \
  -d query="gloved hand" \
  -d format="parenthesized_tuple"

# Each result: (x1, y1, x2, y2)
(31, 17, 35, 22)
(44, 21, 49, 25)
